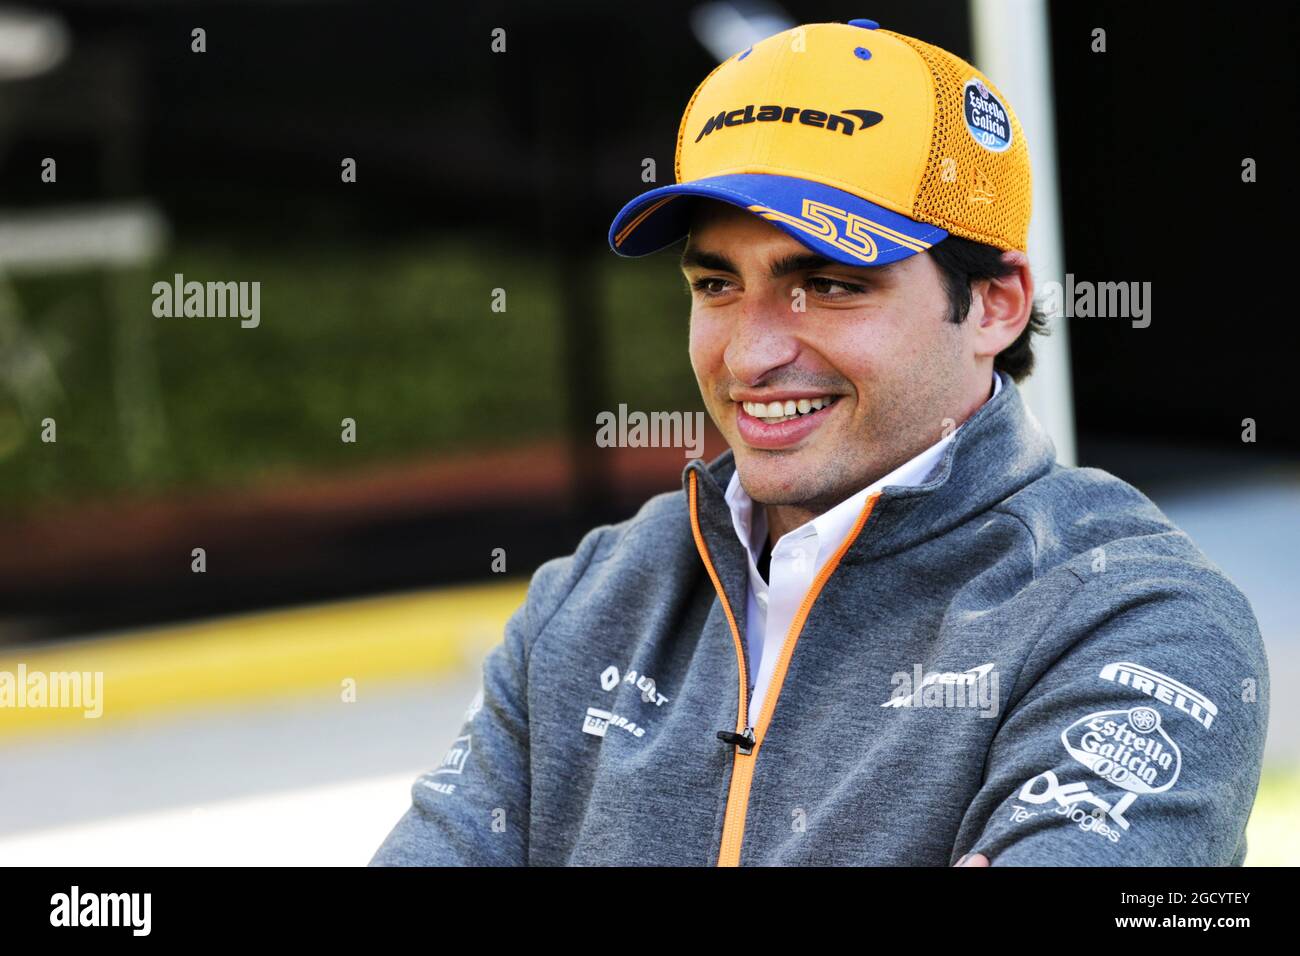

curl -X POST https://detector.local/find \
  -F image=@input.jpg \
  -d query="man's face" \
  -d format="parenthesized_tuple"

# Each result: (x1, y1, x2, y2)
(683, 199, 985, 514)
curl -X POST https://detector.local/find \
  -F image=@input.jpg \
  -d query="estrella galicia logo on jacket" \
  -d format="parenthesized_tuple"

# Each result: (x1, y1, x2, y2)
(1061, 707, 1181, 794)
(962, 78, 1012, 152)
(694, 104, 883, 142)
(1099, 661, 1218, 730)
(1011, 707, 1186, 845)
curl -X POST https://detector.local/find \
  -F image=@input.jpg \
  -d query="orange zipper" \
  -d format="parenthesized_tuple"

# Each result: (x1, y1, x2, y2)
(688, 469, 880, 867)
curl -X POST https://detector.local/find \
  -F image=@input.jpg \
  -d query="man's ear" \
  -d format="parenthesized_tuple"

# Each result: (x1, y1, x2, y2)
(970, 251, 1033, 359)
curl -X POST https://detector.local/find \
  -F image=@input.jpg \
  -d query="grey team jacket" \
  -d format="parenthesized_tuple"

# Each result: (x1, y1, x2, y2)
(371, 371, 1269, 866)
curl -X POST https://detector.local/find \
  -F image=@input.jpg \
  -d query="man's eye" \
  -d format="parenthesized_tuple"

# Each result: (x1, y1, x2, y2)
(690, 277, 736, 297)
(806, 276, 867, 297)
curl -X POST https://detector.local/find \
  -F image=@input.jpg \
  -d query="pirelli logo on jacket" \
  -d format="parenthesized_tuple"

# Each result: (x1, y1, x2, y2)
(1099, 661, 1218, 731)
(694, 104, 884, 142)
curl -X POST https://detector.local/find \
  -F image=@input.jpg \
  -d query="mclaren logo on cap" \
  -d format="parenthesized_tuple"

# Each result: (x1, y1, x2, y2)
(694, 105, 884, 143)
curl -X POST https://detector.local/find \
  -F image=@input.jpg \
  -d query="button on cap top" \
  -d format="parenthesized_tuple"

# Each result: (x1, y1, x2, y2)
(848, 18, 880, 30)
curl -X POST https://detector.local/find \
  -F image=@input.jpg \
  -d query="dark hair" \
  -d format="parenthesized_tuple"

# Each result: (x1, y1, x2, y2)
(926, 234, 1048, 383)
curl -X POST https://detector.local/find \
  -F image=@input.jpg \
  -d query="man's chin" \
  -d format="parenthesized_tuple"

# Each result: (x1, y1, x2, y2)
(731, 445, 832, 507)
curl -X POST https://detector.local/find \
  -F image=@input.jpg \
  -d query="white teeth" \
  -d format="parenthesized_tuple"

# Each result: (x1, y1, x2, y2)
(741, 395, 836, 422)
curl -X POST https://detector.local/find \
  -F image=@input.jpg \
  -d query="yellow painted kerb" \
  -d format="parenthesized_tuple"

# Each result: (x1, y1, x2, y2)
(0, 579, 528, 738)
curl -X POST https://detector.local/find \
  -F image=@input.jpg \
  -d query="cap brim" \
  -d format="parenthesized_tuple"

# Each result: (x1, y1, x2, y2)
(608, 173, 948, 267)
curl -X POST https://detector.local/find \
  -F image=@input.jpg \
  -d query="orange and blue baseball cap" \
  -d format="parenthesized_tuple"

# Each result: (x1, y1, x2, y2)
(608, 19, 1032, 267)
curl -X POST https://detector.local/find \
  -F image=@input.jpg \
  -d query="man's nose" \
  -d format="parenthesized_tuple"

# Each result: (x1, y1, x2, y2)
(723, 293, 800, 386)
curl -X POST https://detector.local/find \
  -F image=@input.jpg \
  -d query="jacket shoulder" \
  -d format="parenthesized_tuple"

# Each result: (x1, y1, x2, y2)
(1002, 463, 1207, 567)
(999, 463, 1262, 652)
(586, 486, 693, 564)
(519, 487, 692, 636)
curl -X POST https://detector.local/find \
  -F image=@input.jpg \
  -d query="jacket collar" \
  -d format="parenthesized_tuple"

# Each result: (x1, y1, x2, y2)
(682, 371, 1058, 591)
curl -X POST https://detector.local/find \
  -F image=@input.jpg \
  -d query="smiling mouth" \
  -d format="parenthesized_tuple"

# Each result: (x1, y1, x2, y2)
(739, 395, 839, 424)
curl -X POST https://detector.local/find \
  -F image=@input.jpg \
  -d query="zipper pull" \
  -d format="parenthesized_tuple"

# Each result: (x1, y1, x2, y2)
(716, 726, 756, 755)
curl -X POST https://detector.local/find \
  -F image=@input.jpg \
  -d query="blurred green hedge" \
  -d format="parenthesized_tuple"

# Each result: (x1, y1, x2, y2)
(0, 236, 703, 512)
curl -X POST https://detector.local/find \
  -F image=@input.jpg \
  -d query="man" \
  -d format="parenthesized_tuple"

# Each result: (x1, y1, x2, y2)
(372, 19, 1268, 866)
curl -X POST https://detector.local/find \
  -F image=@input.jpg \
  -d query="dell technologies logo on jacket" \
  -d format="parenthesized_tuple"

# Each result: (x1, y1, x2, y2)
(694, 105, 884, 142)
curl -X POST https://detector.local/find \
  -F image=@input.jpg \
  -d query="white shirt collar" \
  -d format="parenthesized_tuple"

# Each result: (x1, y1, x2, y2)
(724, 371, 1002, 565)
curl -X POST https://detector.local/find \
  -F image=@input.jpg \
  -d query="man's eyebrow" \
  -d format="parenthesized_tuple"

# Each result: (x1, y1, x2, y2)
(680, 247, 873, 279)
(766, 251, 838, 278)
(679, 248, 736, 274)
